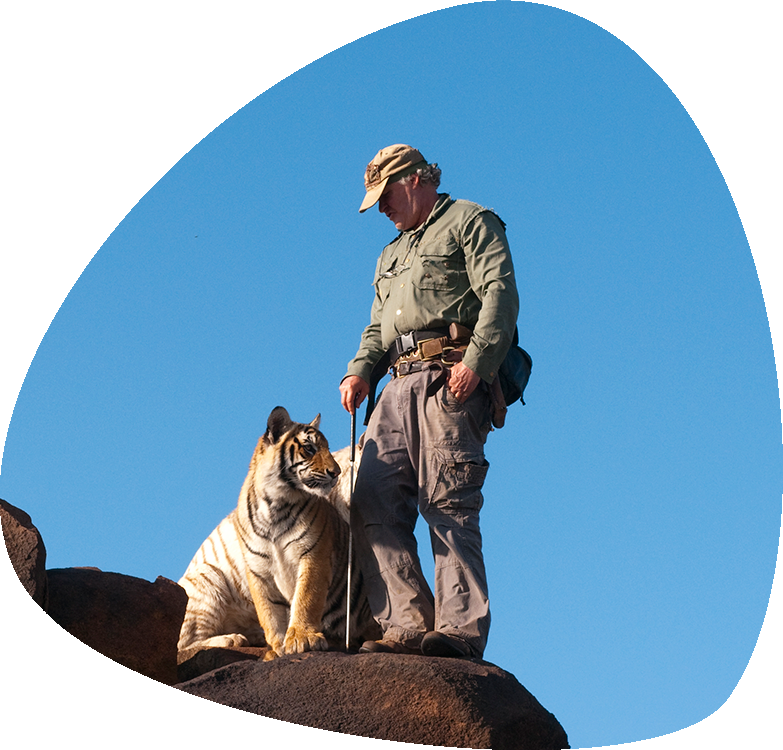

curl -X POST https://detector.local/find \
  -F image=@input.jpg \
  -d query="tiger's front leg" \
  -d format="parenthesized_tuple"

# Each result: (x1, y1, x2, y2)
(284, 548, 333, 654)
(246, 570, 290, 659)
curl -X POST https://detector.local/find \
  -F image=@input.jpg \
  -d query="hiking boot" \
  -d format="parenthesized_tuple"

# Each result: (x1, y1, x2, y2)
(359, 638, 420, 655)
(420, 631, 472, 658)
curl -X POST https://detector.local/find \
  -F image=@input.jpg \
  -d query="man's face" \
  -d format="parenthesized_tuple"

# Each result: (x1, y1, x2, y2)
(378, 178, 419, 231)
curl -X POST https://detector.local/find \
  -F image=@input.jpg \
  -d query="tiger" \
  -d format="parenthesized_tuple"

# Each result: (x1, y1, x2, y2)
(177, 406, 379, 660)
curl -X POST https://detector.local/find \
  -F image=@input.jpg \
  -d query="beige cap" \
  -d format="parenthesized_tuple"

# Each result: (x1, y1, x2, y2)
(359, 144, 427, 213)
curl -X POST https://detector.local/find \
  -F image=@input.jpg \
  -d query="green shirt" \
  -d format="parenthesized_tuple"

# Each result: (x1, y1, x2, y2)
(345, 194, 519, 384)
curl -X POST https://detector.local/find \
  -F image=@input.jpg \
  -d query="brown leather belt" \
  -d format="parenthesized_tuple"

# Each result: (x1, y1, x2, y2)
(363, 323, 473, 425)
(391, 346, 465, 378)
(393, 359, 429, 377)
(388, 329, 449, 365)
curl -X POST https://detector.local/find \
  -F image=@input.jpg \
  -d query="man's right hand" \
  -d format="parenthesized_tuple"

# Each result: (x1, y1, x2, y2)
(340, 376, 370, 415)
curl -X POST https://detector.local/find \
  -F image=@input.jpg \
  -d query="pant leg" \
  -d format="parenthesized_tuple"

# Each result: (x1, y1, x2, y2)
(350, 376, 435, 646)
(416, 368, 493, 657)
(352, 366, 494, 655)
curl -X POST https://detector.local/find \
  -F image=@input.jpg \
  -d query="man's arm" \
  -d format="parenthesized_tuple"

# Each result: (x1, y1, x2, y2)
(460, 211, 520, 384)
(341, 253, 387, 414)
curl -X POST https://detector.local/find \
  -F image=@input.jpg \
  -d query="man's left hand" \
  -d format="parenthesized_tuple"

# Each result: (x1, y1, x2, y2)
(447, 361, 480, 403)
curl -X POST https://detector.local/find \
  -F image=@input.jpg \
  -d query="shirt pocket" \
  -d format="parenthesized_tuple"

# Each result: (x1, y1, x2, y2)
(412, 236, 465, 291)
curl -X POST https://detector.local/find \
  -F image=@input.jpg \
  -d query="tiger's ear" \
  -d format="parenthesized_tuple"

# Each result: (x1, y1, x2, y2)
(310, 414, 321, 430)
(265, 406, 293, 444)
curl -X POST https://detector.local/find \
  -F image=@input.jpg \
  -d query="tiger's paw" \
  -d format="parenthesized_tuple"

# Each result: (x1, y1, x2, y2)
(199, 633, 250, 649)
(284, 625, 328, 654)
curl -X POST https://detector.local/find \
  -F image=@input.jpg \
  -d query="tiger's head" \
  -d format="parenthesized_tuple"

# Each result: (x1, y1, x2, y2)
(261, 406, 341, 497)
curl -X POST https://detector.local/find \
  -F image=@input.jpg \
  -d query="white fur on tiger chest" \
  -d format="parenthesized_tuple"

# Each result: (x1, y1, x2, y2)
(240, 495, 319, 603)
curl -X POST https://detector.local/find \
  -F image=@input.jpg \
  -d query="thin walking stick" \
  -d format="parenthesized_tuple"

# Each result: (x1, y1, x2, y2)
(345, 403, 357, 650)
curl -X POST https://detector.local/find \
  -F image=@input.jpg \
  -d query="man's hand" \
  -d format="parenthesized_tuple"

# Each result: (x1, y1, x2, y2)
(340, 376, 370, 414)
(447, 361, 480, 403)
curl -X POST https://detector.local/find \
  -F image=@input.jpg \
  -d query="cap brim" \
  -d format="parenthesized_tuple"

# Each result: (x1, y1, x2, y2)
(359, 177, 389, 213)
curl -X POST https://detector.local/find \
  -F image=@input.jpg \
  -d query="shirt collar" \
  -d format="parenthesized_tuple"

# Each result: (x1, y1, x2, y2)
(401, 193, 453, 240)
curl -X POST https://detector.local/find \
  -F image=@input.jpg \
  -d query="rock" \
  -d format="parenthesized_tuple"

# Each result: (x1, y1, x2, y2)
(176, 651, 570, 749)
(177, 644, 269, 683)
(0, 500, 47, 678)
(47, 567, 188, 685)
(0, 667, 131, 750)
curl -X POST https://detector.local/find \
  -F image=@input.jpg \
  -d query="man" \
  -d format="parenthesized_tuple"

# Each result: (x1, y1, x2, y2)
(339, 144, 519, 658)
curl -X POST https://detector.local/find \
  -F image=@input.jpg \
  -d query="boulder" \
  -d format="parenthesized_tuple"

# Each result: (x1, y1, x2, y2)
(177, 650, 570, 749)
(47, 567, 188, 685)
(0, 667, 131, 750)
(0, 500, 47, 678)
(177, 644, 269, 683)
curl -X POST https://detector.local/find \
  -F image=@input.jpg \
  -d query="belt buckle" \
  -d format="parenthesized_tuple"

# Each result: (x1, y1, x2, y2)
(398, 332, 416, 356)
(395, 356, 426, 378)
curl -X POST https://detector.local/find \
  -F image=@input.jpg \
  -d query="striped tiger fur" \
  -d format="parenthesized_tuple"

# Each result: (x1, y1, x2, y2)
(177, 406, 379, 659)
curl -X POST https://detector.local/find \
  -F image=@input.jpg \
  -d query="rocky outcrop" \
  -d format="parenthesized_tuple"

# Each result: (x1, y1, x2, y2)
(0, 667, 131, 750)
(0, 500, 48, 678)
(177, 643, 270, 683)
(47, 567, 187, 685)
(177, 650, 570, 749)
(3, 498, 570, 748)
(0, 500, 187, 750)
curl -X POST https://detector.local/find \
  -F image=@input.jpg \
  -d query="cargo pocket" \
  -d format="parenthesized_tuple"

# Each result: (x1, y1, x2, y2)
(428, 449, 489, 513)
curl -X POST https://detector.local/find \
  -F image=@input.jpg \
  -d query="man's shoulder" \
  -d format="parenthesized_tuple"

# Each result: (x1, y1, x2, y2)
(451, 197, 485, 211)
(444, 197, 506, 230)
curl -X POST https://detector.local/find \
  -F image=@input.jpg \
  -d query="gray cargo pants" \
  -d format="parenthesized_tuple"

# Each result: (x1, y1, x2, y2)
(350, 364, 493, 657)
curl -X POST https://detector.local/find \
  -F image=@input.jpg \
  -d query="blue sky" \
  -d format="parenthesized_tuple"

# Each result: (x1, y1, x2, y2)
(2, 3, 781, 750)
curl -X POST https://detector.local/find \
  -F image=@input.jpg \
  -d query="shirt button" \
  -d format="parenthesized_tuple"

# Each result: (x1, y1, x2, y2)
(396, 309, 402, 316)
